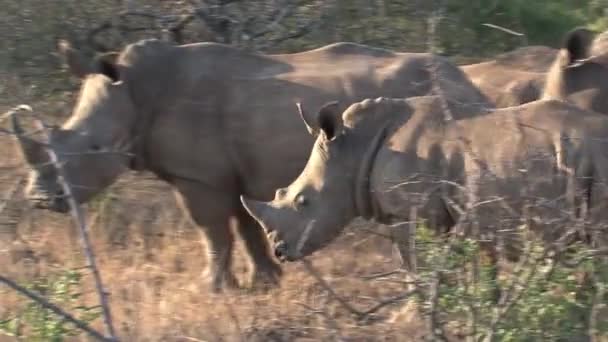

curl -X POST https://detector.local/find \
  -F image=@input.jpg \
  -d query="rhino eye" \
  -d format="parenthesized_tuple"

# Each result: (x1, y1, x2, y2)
(275, 188, 287, 199)
(295, 194, 308, 207)
(89, 144, 102, 152)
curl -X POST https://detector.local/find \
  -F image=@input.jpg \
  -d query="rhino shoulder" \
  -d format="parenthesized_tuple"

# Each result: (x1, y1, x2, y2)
(119, 38, 172, 63)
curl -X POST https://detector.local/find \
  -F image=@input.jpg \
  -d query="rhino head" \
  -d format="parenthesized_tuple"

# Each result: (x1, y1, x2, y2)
(241, 102, 355, 261)
(543, 27, 608, 114)
(241, 99, 391, 261)
(13, 41, 137, 212)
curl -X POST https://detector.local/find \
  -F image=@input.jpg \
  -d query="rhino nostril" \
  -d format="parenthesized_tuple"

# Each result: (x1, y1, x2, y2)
(274, 241, 287, 261)
(274, 247, 283, 260)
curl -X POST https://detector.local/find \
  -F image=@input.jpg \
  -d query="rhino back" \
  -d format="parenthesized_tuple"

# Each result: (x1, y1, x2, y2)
(120, 41, 488, 201)
(461, 46, 557, 107)
(370, 98, 608, 234)
(201, 51, 486, 200)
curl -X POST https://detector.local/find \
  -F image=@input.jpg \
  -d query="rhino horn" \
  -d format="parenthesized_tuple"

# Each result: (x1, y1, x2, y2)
(240, 196, 272, 227)
(11, 114, 49, 167)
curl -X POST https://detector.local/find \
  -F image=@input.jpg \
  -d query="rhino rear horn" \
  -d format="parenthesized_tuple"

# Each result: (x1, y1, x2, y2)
(11, 114, 49, 167)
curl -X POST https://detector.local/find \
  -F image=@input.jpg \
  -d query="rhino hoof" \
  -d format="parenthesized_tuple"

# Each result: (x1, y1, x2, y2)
(249, 263, 283, 290)
(204, 271, 240, 293)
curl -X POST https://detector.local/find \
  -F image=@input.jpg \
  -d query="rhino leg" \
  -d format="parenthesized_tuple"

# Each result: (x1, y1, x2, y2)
(236, 210, 282, 289)
(173, 183, 239, 292)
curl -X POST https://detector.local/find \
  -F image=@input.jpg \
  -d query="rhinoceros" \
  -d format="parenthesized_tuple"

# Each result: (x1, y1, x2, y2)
(12, 39, 489, 291)
(241, 96, 608, 264)
(543, 27, 608, 114)
(460, 45, 557, 107)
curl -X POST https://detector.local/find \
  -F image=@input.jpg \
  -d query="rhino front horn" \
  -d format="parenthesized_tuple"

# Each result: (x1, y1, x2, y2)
(240, 195, 270, 223)
(11, 113, 49, 167)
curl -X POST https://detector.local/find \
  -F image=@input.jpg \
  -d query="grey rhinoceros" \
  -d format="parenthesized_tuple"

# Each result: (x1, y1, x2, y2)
(461, 45, 556, 107)
(241, 96, 608, 264)
(12, 39, 489, 291)
(462, 27, 608, 110)
(543, 27, 608, 114)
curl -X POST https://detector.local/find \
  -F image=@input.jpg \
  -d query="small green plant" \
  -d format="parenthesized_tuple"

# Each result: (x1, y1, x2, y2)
(412, 225, 608, 341)
(0, 267, 102, 341)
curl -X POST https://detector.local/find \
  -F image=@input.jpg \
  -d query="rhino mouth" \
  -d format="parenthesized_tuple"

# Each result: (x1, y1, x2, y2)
(267, 220, 317, 263)
(266, 231, 290, 262)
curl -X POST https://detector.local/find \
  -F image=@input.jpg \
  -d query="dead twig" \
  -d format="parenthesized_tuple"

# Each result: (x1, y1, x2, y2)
(481, 23, 524, 37)
(360, 268, 407, 280)
(358, 290, 417, 319)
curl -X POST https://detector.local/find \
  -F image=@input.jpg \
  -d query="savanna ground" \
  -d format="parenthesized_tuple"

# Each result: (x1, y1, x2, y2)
(0, 114, 422, 341)
(2, 1, 608, 341)
(0, 79, 427, 340)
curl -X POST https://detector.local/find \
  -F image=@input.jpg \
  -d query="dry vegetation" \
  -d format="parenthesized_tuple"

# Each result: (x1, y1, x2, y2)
(0, 142, 428, 341)
(2, 1, 608, 341)
(0, 3, 434, 337)
(0, 84, 430, 340)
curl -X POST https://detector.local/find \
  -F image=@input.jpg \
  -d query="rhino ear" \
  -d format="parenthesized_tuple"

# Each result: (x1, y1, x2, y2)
(93, 52, 121, 83)
(58, 39, 91, 78)
(316, 101, 343, 141)
(562, 27, 595, 66)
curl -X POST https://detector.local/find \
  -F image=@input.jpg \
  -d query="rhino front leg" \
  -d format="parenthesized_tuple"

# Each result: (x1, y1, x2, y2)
(173, 183, 239, 292)
(236, 210, 282, 289)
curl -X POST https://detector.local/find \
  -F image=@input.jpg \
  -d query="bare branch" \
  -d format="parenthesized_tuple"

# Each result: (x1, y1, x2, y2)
(481, 23, 524, 37)
(301, 259, 364, 317)
(360, 268, 407, 281)
(260, 20, 317, 49)
(358, 290, 417, 319)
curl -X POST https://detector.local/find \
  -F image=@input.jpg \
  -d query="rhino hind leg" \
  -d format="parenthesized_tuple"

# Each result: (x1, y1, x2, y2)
(173, 182, 240, 293)
(236, 210, 282, 289)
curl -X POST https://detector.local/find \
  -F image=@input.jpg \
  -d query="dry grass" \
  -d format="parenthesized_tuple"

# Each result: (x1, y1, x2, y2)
(0, 91, 430, 341)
